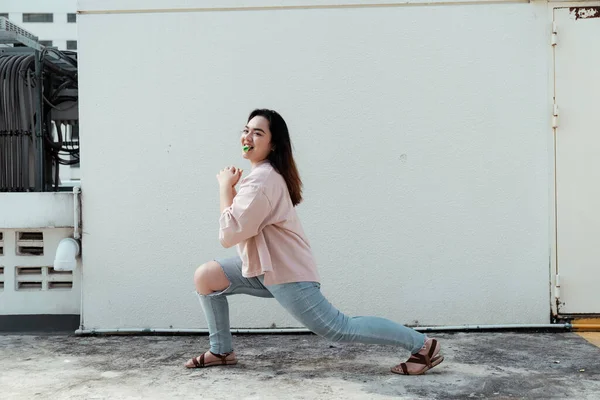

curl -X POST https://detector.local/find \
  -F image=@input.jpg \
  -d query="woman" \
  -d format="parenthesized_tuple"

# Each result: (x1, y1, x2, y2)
(185, 109, 443, 375)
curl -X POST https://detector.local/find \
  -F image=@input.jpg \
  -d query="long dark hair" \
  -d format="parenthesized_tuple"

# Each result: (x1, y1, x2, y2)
(248, 109, 303, 206)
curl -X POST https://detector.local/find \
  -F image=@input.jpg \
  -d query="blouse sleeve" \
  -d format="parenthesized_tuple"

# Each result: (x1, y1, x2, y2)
(219, 185, 272, 248)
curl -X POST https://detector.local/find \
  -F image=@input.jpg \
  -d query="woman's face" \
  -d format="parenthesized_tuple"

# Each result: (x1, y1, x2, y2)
(241, 116, 273, 164)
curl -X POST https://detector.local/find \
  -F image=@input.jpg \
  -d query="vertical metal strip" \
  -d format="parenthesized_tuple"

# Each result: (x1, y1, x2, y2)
(0, 56, 5, 191)
(34, 50, 44, 191)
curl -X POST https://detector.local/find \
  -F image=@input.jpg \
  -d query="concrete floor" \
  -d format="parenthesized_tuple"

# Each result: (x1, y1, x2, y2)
(1, 332, 599, 400)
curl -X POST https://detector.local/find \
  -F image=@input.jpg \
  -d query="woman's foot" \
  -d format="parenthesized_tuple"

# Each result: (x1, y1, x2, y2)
(184, 350, 237, 368)
(391, 338, 444, 375)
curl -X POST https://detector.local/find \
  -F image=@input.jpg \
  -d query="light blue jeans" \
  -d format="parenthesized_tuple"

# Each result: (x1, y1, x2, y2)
(198, 257, 426, 355)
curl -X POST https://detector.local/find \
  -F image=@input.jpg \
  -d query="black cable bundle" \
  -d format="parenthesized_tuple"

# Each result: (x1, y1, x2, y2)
(40, 48, 79, 191)
(0, 53, 36, 191)
(0, 47, 79, 191)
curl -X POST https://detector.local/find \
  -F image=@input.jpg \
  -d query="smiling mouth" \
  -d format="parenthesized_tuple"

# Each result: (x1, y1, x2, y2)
(243, 145, 254, 153)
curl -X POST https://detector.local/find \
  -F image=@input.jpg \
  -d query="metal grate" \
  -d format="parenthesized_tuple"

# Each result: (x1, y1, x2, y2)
(18, 232, 43, 241)
(18, 247, 44, 256)
(16, 231, 44, 256)
(0, 17, 38, 41)
(18, 282, 42, 290)
(0, 266, 4, 290)
(48, 267, 71, 275)
(0, 232, 3, 255)
(15, 266, 42, 290)
(48, 282, 72, 289)
(15, 266, 73, 291)
(47, 266, 73, 290)
(16, 267, 42, 275)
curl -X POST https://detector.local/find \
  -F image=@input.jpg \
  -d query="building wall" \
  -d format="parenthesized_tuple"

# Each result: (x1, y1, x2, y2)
(2, 0, 77, 51)
(76, 0, 553, 330)
(0, 193, 80, 316)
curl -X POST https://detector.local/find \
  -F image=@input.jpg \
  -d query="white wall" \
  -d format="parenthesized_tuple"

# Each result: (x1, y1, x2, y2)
(0, 193, 75, 229)
(77, 0, 552, 330)
(0, 193, 80, 315)
(0, 228, 81, 315)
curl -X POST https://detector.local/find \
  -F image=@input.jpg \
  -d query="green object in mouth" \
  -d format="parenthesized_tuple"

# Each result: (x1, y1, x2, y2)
(243, 145, 251, 153)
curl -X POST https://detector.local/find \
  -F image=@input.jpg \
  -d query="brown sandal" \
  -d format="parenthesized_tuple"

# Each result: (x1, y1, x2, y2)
(186, 351, 238, 368)
(391, 338, 444, 375)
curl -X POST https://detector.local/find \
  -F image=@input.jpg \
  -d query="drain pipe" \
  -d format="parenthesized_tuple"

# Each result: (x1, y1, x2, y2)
(54, 237, 80, 271)
(54, 187, 82, 272)
(73, 186, 81, 240)
(413, 323, 571, 332)
(75, 328, 310, 335)
(74, 323, 572, 336)
(71, 186, 84, 331)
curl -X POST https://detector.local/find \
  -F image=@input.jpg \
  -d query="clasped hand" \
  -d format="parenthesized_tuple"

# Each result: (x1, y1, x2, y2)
(217, 166, 243, 188)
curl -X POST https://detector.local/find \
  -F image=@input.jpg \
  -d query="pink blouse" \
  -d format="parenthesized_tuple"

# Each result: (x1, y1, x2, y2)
(219, 161, 320, 285)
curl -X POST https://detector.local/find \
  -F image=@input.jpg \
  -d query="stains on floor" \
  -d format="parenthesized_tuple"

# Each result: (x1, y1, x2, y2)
(1, 332, 599, 399)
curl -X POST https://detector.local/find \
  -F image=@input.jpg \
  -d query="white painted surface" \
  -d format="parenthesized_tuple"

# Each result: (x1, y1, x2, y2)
(0, 228, 81, 315)
(77, 0, 552, 329)
(3, 0, 75, 13)
(554, 7, 600, 314)
(77, 0, 526, 12)
(0, 193, 74, 228)
(2, 0, 77, 51)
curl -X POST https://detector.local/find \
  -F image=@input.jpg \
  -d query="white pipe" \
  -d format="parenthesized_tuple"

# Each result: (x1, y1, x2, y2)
(75, 328, 310, 335)
(413, 324, 570, 331)
(72, 186, 84, 329)
(73, 186, 81, 240)
(54, 237, 80, 271)
(74, 323, 571, 335)
(79, 266, 84, 331)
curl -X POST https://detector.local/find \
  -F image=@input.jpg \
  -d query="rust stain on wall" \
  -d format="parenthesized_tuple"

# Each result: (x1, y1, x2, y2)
(570, 7, 600, 20)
